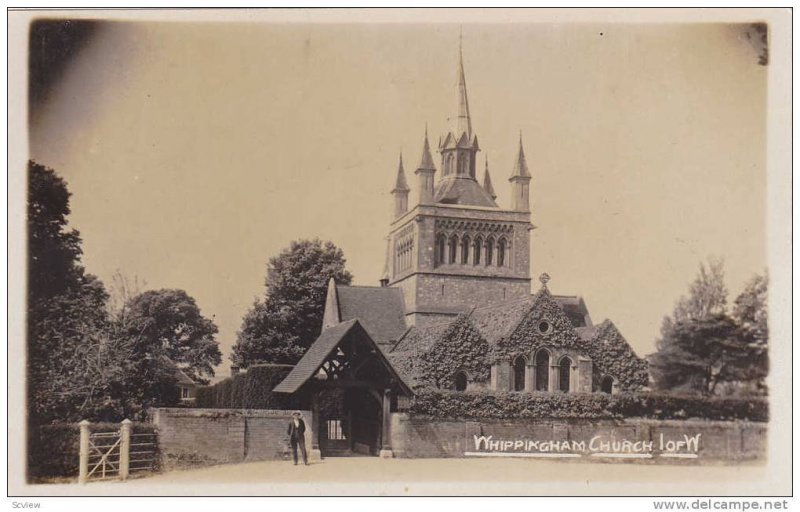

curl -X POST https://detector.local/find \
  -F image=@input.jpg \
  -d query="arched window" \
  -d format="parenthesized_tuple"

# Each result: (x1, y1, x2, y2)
(435, 235, 446, 266)
(461, 235, 470, 264)
(448, 235, 458, 264)
(453, 371, 468, 392)
(498, 239, 507, 267)
(513, 356, 526, 392)
(446, 154, 454, 175)
(535, 350, 550, 391)
(600, 376, 614, 394)
(559, 357, 572, 392)
(473, 237, 482, 265)
(485, 237, 494, 266)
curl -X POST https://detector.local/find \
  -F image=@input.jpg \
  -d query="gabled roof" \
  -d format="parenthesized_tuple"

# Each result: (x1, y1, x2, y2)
(434, 176, 499, 207)
(273, 320, 358, 393)
(173, 366, 196, 386)
(273, 319, 413, 395)
(470, 296, 537, 344)
(336, 285, 408, 344)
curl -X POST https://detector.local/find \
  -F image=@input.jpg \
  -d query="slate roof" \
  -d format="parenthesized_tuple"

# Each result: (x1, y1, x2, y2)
(434, 176, 498, 207)
(392, 321, 453, 353)
(273, 320, 360, 394)
(394, 291, 594, 350)
(470, 296, 537, 344)
(273, 319, 413, 395)
(336, 285, 408, 344)
(552, 295, 592, 328)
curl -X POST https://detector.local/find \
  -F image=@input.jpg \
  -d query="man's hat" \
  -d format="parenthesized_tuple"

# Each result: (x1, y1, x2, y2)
(292, 411, 302, 416)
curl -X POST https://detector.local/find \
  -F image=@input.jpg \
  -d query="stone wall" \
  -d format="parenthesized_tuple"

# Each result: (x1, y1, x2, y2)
(387, 202, 533, 327)
(389, 413, 766, 463)
(151, 408, 313, 467)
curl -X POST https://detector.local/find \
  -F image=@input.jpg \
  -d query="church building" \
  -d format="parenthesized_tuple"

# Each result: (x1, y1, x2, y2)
(274, 40, 647, 457)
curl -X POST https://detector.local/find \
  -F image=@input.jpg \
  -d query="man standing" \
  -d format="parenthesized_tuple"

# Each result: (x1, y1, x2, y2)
(287, 411, 308, 465)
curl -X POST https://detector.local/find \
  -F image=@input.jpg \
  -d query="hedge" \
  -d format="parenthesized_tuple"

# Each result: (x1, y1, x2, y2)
(195, 364, 300, 410)
(27, 421, 158, 481)
(408, 388, 768, 422)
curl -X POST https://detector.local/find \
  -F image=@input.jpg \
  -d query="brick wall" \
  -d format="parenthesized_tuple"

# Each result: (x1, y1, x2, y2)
(151, 408, 313, 467)
(389, 413, 766, 462)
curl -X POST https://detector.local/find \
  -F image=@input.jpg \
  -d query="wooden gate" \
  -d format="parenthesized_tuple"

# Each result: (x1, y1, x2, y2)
(78, 419, 158, 483)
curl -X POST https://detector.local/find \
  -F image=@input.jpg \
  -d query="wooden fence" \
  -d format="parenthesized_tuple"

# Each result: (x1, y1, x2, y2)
(78, 419, 158, 483)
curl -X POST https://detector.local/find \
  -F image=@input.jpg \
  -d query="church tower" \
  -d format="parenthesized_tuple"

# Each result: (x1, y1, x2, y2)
(384, 38, 534, 327)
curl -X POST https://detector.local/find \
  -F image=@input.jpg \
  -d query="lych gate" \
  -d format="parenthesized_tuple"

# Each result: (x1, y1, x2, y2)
(273, 319, 413, 458)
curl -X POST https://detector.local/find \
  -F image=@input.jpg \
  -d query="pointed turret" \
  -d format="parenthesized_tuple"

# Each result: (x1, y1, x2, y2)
(392, 153, 410, 217)
(482, 156, 496, 200)
(509, 133, 532, 211)
(415, 127, 436, 205)
(510, 133, 531, 178)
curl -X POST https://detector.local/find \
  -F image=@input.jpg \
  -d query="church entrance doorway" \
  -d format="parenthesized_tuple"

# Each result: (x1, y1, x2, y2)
(318, 387, 383, 457)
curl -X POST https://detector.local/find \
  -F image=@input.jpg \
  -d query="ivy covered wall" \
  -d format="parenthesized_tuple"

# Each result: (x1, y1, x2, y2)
(390, 287, 648, 392)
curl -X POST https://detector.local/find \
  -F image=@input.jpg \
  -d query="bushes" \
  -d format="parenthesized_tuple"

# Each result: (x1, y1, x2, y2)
(194, 364, 300, 410)
(27, 421, 158, 480)
(408, 388, 768, 422)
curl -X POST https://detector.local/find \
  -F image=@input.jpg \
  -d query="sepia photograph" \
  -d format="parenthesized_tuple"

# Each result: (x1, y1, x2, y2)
(6, 7, 793, 501)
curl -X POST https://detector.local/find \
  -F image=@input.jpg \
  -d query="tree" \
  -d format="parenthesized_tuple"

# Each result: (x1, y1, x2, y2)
(27, 161, 119, 424)
(232, 239, 353, 367)
(672, 258, 727, 322)
(106, 269, 147, 320)
(123, 289, 222, 384)
(731, 272, 769, 393)
(649, 259, 768, 395)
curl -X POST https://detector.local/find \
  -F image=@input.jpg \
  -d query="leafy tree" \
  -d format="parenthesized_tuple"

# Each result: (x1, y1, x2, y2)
(672, 258, 727, 322)
(26, 161, 182, 424)
(649, 260, 768, 395)
(731, 272, 769, 393)
(123, 289, 222, 384)
(27, 161, 118, 424)
(232, 239, 353, 367)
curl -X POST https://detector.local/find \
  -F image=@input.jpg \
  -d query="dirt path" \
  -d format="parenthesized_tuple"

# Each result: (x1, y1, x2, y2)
(28, 456, 771, 496)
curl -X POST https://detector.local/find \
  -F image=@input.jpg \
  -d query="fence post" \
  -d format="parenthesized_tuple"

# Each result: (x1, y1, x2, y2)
(78, 420, 90, 484)
(119, 419, 131, 481)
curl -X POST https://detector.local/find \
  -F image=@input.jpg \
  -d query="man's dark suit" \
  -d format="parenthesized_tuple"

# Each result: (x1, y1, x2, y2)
(287, 417, 308, 465)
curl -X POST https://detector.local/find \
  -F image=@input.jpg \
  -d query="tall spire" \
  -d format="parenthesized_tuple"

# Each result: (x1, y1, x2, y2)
(482, 155, 496, 200)
(511, 132, 530, 178)
(453, 27, 472, 139)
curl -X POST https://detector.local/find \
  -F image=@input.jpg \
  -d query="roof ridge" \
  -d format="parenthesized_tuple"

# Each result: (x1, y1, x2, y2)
(471, 295, 535, 312)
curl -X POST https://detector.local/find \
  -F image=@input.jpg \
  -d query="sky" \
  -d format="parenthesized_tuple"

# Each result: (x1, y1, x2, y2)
(28, 20, 767, 377)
